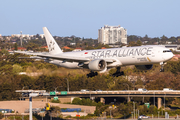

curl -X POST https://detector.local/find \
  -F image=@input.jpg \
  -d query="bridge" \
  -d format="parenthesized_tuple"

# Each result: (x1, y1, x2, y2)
(16, 90, 180, 109)
(56, 90, 180, 109)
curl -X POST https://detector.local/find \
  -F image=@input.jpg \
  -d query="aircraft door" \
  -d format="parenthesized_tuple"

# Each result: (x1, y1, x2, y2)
(156, 49, 164, 60)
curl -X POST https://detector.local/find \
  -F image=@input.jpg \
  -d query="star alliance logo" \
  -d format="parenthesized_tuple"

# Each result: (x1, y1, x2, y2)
(49, 40, 55, 51)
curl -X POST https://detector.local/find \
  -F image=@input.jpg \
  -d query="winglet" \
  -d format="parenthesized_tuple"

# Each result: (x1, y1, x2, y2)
(43, 27, 63, 54)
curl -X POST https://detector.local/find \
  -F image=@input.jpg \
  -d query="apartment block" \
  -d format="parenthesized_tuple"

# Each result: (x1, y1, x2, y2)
(98, 25, 127, 45)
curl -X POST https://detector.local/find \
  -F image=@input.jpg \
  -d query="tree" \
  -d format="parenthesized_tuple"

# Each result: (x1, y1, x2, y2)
(128, 41, 136, 46)
(13, 64, 22, 74)
(72, 98, 82, 105)
(26, 43, 39, 51)
(14, 43, 18, 50)
(0, 49, 9, 56)
(136, 40, 142, 46)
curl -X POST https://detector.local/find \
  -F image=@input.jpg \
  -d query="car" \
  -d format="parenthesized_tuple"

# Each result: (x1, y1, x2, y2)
(38, 92, 43, 96)
(138, 88, 148, 92)
(138, 115, 149, 119)
(42, 92, 50, 96)
(80, 89, 89, 92)
(96, 89, 102, 92)
(22, 93, 29, 97)
(163, 88, 173, 91)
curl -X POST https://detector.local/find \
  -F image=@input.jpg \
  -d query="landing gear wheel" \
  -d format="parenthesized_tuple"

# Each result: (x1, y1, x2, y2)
(112, 67, 124, 77)
(87, 71, 98, 78)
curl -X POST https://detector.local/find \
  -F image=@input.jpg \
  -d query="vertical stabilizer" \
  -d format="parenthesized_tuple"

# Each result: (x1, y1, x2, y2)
(43, 27, 63, 54)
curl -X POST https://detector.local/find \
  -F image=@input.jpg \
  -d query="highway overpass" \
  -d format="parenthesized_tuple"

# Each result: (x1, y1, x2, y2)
(16, 90, 180, 109)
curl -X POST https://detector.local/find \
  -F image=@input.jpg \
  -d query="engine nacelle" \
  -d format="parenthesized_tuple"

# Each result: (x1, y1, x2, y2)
(88, 59, 107, 71)
(135, 64, 153, 70)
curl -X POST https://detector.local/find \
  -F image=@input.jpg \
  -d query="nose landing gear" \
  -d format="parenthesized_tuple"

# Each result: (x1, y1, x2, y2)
(160, 62, 166, 72)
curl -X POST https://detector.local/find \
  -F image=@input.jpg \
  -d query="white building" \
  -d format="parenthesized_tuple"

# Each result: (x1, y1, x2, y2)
(98, 25, 127, 45)
(11, 34, 30, 38)
(40, 34, 44, 39)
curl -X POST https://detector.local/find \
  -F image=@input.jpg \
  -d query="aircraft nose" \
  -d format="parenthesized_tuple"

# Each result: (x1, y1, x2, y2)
(169, 53, 174, 59)
(163, 52, 174, 61)
(171, 53, 174, 58)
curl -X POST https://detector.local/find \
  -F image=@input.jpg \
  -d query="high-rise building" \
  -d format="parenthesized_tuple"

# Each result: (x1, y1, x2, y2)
(98, 25, 127, 45)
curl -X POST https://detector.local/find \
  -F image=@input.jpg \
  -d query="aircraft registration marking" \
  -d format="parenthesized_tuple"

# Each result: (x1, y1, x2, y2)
(137, 57, 148, 62)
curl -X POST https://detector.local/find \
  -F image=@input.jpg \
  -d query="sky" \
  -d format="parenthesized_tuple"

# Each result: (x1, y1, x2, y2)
(0, 0, 180, 39)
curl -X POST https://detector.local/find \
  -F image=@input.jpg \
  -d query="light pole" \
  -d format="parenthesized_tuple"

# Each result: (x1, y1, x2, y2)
(123, 83, 130, 102)
(29, 93, 39, 120)
(158, 111, 160, 119)
(54, 86, 62, 92)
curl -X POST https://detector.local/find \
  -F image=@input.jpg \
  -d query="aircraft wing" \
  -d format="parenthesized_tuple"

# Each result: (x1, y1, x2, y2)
(15, 51, 116, 63)
(18, 56, 47, 60)
(37, 54, 116, 63)
(37, 54, 90, 62)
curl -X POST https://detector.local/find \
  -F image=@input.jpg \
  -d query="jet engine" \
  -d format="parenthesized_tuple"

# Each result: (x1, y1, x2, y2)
(88, 59, 107, 71)
(135, 64, 153, 70)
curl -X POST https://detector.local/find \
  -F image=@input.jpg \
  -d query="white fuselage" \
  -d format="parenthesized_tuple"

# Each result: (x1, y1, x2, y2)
(47, 45, 173, 69)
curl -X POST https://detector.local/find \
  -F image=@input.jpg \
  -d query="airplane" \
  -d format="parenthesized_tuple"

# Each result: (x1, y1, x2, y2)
(15, 27, 174, 77)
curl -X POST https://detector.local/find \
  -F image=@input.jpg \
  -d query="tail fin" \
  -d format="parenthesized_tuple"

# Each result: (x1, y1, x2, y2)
(43, 27, 63, 54)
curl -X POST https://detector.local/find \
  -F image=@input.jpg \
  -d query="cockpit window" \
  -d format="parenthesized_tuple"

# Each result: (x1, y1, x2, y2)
(163, 50, 172, 53)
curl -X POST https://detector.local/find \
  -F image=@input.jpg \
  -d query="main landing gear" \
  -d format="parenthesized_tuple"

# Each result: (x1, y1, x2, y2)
(87, 71, 98, 78)
(160, 62, 165, 72)
(112, 67, 124, 77)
